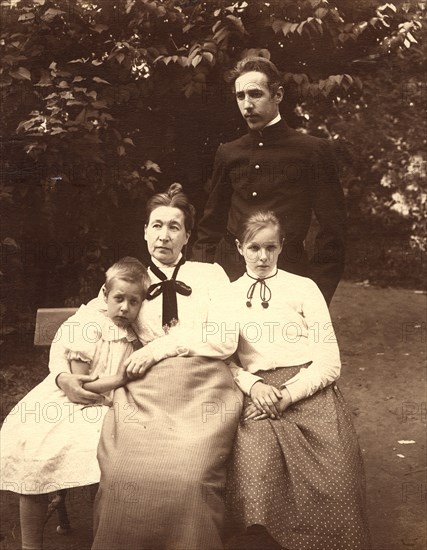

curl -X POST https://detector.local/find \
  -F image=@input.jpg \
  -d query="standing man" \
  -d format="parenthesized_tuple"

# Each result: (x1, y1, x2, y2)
(192, 57, 346, 305)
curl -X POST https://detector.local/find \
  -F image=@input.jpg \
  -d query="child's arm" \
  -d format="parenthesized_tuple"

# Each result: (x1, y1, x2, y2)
(70, 359, 128, 396)
(83, 373, 127, 395)
(50, 325, 100, 405)
(70, 359, 91, 376)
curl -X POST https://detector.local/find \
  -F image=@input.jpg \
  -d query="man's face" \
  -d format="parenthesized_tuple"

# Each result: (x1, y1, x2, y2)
(234, 70, 283, 131)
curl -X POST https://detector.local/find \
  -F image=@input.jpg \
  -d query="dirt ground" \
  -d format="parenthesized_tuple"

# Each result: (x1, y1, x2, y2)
(0, 280, 425, 550)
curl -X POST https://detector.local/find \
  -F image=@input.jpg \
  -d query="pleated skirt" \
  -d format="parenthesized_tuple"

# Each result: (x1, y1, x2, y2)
(226, 367, 371, 550)
(92, 356, 243, 550)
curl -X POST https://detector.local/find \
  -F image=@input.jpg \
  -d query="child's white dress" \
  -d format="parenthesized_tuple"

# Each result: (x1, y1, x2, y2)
(0, 305, 138, 495)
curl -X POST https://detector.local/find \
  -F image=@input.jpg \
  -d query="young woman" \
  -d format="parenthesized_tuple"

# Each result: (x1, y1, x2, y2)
(227, 211, 371, 550)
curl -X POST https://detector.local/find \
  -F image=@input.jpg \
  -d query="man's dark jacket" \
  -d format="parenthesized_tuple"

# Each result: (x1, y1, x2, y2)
(192, 120, 346, 304)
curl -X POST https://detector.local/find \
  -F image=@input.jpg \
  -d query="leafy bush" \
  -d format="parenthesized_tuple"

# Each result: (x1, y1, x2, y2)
(0, 0, 424, 330)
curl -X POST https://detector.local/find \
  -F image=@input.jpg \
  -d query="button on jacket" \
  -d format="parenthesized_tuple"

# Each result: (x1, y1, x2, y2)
(192, 120, 346, 304)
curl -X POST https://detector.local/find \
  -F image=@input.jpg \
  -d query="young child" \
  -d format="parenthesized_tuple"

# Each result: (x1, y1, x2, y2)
(0, 257, 150, 550)
(227, 212, 371, 550)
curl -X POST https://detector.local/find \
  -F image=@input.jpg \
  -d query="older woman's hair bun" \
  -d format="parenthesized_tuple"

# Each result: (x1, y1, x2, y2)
(167, 182, 183, 196)
(146, 182, 196, 232)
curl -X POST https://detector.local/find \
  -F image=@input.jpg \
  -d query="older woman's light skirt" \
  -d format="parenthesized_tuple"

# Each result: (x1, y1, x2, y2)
(92, 356, 243, 550)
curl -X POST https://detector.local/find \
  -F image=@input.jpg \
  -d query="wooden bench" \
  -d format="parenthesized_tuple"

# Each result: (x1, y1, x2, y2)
(34, 308, 78, 346)
(34, 307, 78, 534)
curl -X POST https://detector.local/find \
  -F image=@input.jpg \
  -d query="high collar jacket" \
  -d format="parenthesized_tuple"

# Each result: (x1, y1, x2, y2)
(192, 120, 346, 304)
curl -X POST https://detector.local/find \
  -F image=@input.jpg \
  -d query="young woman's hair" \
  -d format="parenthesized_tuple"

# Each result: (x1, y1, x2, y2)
(146, 183, 196, 232)
(226, 56, 282, 95)
(105, 256, 150, 295)
(237, 211, 284, 244)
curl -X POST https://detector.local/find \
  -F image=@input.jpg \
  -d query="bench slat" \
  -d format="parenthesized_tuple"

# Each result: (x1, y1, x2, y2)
(34, 308, 78, 346)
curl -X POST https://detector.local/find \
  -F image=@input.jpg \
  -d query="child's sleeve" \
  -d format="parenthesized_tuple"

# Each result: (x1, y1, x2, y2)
(48, 305, 104, 374)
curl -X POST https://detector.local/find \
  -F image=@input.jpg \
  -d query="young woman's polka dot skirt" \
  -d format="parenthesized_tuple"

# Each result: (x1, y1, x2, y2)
(226, 367, 371, 550)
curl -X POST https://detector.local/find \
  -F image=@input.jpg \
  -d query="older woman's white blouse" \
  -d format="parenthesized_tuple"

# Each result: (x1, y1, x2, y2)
(134, 260, 237, 361)
(48, 261, 237, 376)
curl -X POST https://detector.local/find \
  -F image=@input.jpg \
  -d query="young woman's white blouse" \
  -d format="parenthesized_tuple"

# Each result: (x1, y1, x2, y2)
(230, 269, 341, 403)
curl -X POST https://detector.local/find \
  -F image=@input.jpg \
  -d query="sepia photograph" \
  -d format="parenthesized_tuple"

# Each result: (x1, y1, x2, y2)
(0, 1, 425, 549)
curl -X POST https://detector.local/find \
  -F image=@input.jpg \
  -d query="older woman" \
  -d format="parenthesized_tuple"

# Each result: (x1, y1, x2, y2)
(53, 183, 242, 550)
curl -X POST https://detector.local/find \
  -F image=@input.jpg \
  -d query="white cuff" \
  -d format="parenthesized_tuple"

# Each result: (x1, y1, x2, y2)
(234, 371, 264, 396)
(146, 335, 189, 364)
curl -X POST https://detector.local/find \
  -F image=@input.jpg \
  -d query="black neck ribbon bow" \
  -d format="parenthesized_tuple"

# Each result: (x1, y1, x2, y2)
(146, 256, 192, 328)
(246, 270, 277, 309)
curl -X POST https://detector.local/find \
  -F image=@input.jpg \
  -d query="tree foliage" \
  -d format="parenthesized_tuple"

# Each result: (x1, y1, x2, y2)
(0, 0, 425, 327)
(301, 16, 426, 286)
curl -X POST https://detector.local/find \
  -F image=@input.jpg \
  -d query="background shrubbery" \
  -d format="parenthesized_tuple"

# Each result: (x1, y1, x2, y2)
(0, 0, 426, 340)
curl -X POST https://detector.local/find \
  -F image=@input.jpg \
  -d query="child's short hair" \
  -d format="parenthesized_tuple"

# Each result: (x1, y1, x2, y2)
(105, 257, 150, 296)
(237, 211, 284, 244)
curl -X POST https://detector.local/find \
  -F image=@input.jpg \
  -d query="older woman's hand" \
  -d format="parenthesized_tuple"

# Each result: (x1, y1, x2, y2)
(124, 347, 157, 378)
(56, 372, 103, 405)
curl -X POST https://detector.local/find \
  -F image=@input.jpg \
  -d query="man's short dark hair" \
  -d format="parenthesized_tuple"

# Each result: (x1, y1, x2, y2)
(226, 56, 282, 94)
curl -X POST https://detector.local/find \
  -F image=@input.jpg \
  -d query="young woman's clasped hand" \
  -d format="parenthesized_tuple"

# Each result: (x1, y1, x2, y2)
(244, 381, 292, 421)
